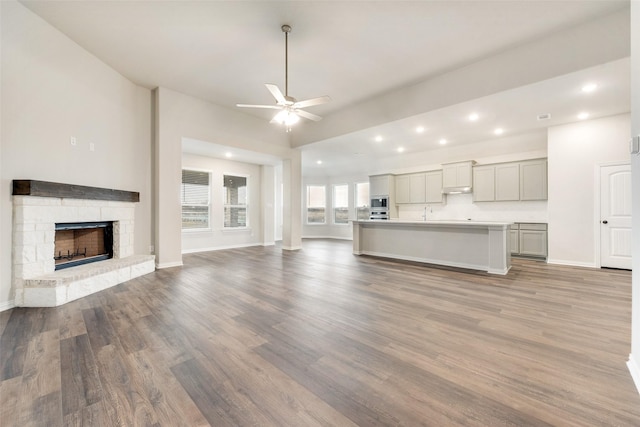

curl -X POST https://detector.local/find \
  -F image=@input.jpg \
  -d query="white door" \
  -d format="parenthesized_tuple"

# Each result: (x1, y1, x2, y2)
(600, 164, 632, 269)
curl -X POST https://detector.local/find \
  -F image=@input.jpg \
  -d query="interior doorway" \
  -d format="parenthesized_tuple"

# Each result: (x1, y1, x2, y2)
(600, 163, 632, 269)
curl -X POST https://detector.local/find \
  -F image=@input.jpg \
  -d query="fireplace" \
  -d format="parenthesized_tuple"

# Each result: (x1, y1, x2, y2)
(12, 179, 156, 307)
(54, 221, 114, 270)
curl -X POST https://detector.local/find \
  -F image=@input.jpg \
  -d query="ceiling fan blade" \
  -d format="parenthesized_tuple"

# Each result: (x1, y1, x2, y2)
(294, 95, 331, 109)
(236, 104, 282, 110)
(296, 109, 323, 122)
(265, 84, 287, 104)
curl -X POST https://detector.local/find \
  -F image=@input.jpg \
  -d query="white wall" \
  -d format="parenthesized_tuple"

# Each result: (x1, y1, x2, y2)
(628, 0, 640, 394)
(181, 153, 266, 253)
(547, 113, 630, 267)
(0, 1, 152, 309)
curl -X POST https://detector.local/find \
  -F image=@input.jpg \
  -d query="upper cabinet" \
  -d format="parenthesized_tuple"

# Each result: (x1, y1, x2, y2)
(520, 159, 547, 201)
(472, 165, 495, 202)
(370, 174, 394, 196)
(442, 161, 474, 189)
(396, 171, 444, 204)
(395, 175, 411, 203)
(396, 173, 426, 204)
(472, 159, 547, 202)
(425, 171, 444, 203)
(495, 163, 520, 201)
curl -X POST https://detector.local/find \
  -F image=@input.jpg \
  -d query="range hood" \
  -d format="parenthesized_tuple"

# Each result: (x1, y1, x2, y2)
(442, 186, 472, 194)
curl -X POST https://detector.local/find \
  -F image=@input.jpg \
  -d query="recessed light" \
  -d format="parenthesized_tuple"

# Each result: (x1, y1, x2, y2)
(374, 135, 383, 142)
(582, 83, 598, 93)
(577, 112, 589, 120)
(416, 126, 425, 133)
(468, 113, 479, 121)
(397, 147, 405, 153)
(494, 128, 504, 135)
(316, 160, 323, 165)
(225, 152, 233, 158)
(439, 139, 447, 145)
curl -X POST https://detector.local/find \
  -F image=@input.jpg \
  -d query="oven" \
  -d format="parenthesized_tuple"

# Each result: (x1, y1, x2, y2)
(370, 196, 389, 220)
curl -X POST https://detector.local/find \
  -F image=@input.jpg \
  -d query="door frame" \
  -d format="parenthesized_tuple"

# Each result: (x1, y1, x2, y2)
(594, 161, 631, 268)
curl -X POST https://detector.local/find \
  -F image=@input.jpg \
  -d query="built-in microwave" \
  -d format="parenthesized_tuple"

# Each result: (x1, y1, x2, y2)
(371, 197, 388, 208)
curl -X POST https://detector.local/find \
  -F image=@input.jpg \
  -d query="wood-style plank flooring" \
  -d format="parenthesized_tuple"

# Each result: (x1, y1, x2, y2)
(1, 239, 639, 426)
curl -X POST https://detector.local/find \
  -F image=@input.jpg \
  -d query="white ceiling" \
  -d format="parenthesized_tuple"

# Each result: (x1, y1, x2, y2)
(20, 0, 631, 175)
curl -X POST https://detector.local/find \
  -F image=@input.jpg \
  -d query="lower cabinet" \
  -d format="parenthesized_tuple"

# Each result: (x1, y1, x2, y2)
(511, 223, 547, 259)
(510, 228, 519, 254)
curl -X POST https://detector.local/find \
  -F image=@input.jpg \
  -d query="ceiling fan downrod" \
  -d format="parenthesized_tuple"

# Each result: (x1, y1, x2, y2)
(282, 24, 291, 99)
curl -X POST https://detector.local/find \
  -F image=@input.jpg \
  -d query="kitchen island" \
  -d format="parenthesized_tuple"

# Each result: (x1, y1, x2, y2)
(352, 219, 512, 275)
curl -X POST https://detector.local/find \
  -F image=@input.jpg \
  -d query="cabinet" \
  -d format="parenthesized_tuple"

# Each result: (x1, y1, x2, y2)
(520, 159, 547, 201)
(509, 226, 519, 254)
(395, 175, 410, 203)
(425, 171, 444, 203)
(495, 163, 520, 201)
(443, 161, 474, 189)
(409, 174, 426, 203)
(473, 165, 495, 202)
(370, 174, 394, 196)
(472, 159, 546, 202)
(396, 171, 443, 204)
(369, 174, 397, 218)
(511, 223, 547, 258)
(396, 173, 426, 203)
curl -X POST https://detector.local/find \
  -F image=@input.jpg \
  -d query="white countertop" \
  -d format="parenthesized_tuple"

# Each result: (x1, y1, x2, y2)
(352, 219, 513, 227)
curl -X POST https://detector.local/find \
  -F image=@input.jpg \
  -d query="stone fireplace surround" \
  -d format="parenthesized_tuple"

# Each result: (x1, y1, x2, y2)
(12, 180, 155, 307)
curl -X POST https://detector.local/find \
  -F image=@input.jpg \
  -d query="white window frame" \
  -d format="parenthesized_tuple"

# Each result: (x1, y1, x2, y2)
(306, 184, 327, 225)
(333, 183, 350, 225)
(355, 181, 370, 221)
(223, 173, 250, 230)
(181, 168, 211, 232)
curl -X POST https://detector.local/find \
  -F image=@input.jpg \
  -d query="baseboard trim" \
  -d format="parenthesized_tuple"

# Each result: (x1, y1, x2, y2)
(546, 258, 597, 269)
(0, 300, 16, 312)
(155, 261, 184, 269)
(182, 243, 261, 254)
(627, 354, 640, 395)
(302, 235, 353, 241)
(281, 245, 302, 251)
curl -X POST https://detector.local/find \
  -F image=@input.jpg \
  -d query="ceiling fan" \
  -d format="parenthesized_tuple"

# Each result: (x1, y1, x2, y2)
(236, 24, 331, 130)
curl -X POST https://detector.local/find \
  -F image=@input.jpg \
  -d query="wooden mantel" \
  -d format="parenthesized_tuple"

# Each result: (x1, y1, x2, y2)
(12, 180, 140, 203)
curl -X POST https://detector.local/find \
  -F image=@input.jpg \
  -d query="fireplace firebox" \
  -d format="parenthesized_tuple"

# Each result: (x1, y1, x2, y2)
(54, 221, 114, 270)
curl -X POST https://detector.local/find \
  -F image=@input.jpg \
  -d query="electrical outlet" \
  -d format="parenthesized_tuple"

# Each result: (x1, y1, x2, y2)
(631, 135, 640, 155)
(70, 136, 77, 146)
(149, 245, 155, 254)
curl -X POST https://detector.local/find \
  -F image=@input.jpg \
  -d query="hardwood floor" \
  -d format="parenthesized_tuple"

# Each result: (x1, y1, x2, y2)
(1, 239, 639, 426)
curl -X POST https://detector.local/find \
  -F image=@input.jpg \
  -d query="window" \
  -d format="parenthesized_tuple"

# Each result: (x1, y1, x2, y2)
(306, 185, 326, 224)
(181, 169, 210, 230)
(355, 182, 370, 220)
(223, 175, 248, 228)
(333, 184, 349, 224)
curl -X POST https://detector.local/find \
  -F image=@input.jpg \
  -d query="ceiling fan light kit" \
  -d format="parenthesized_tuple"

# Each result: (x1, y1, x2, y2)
(236, 24, 330, 131)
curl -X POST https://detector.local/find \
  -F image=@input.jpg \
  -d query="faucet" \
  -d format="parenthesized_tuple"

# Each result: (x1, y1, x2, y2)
(422, 205, 431, 221)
